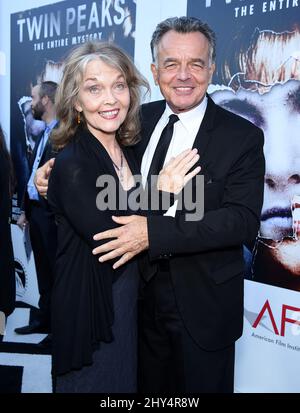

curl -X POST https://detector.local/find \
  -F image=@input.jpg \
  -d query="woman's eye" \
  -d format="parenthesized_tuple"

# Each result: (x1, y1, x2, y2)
(115, 83, 126, 91)
(89, 86, 100, 94)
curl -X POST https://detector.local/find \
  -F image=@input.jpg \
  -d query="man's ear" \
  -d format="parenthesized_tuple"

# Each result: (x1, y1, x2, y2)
(41, 95, 49, 106)
(151, 63, 159, 85)
(208, 63, 216, 83)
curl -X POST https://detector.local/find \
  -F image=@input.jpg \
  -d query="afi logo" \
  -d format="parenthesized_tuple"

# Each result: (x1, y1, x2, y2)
(252, 300, 300, 336)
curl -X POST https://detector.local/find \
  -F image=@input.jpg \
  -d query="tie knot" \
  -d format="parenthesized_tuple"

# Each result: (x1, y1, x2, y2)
(168, 114, 179, 127)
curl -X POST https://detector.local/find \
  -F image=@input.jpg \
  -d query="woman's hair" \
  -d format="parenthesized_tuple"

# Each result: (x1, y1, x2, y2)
(0, 125, 15, 197)
(52, 41, 149, 149)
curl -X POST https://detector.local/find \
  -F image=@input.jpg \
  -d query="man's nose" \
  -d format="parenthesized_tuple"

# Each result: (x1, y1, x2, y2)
(177, 64, 191, 81)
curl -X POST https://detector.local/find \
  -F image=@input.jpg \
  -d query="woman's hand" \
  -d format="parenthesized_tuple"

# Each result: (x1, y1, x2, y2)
(34, 158, 55, 198)
(157, 148, 201, 194)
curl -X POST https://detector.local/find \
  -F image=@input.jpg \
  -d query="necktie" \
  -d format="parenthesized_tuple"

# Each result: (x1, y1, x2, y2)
(147, 114, 179, 183)
(141, 115, 179, 283)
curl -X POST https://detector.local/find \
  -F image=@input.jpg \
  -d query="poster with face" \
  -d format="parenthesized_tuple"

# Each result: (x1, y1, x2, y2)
(187, 0, 300, 393)
(188, 0, 300, 292)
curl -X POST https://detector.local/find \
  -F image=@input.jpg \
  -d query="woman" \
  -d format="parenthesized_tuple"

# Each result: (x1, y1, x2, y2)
(47, 40, 199, 392)
(0, 125, 15, 318)
(47, 41, 149, 393)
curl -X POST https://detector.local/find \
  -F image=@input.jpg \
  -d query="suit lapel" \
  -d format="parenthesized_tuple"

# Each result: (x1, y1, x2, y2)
(40, 140, 51, 165)
(191, 95, 218, 183)
(135, 101, 166, 167)
(40, 122, 59, 165)
(193, 95, 216, 157)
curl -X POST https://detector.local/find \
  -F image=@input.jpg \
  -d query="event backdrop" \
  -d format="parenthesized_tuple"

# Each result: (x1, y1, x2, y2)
(187, 0, 300, 392)
(10, 0, 136, 306)
(7, 0, 300, 392)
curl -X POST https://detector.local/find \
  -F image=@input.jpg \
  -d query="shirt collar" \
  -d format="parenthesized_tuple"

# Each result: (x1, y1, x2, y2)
(46, 119, 58, 132)
(164, 96, 208, 134)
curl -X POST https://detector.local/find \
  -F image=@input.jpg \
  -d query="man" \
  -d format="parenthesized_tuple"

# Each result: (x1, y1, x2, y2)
(92, 17, 265, 393)
(36, 17, 265, 392)
(15, 81, 58, 346)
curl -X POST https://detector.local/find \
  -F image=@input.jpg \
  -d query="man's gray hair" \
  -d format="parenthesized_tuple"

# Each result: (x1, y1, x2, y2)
(150, 16, 216, 65)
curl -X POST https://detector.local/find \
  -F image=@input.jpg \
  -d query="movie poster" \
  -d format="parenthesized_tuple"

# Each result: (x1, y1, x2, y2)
(10, 0, 136, 306)
(187, 0, 300, 392)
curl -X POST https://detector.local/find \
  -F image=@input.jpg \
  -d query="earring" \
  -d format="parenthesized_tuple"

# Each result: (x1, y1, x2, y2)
(77, 112, 81, 124)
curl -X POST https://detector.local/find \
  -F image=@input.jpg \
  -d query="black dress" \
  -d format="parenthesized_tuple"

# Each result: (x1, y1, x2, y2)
(47, 128, 140, 392)
(0, 151, 15, 317)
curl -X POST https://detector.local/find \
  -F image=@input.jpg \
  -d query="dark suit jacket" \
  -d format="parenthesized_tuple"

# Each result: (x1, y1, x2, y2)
(47, 127, 140, 375)
(136, 95, 265, 351)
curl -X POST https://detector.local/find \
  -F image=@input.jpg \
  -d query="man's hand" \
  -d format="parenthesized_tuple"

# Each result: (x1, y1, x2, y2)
(92, 215, 149, 269)
(34, 158, 55, 198)
(17, 212, 28, 230)
(157, 148, 201, 194)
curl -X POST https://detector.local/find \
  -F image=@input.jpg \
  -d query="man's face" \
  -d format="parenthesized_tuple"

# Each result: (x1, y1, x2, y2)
(31, 84, 45, 121)
(151, 30, 215, 113)
(212, 80, 300, 242)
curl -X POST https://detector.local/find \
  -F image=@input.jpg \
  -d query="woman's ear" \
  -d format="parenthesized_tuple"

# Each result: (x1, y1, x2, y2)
(74, 101, 82, 112)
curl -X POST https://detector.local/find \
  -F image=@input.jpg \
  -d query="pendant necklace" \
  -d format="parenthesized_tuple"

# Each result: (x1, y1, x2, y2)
(112, 148, 124, 182)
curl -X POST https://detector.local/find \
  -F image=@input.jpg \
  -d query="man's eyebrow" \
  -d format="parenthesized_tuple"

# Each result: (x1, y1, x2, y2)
(163, 57, 179, 64)
(218, 98, 265, 128)
(288, 85, 300, 113)
(163, 57, 206, 65)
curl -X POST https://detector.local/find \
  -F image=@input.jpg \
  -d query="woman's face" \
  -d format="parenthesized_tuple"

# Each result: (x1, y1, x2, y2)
(75, 59, 130, 141)
(212, 80, 300, 272)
